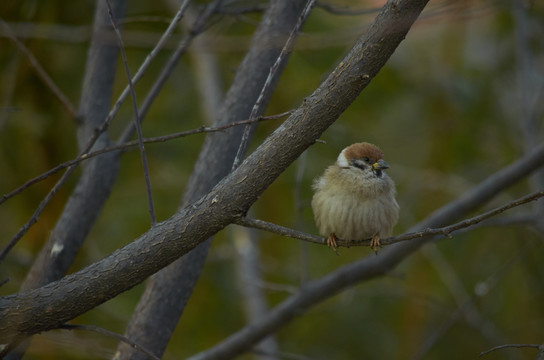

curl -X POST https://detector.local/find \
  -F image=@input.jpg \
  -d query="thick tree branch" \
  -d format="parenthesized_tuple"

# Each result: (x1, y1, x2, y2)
(0, 0, 429, 344)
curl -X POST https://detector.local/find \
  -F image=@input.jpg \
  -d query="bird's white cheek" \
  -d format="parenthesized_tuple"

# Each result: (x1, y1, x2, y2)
(336, 149, 349, 168)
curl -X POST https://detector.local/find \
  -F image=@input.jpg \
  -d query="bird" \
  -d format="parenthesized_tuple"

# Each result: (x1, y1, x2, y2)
(311, 142, 399, 253)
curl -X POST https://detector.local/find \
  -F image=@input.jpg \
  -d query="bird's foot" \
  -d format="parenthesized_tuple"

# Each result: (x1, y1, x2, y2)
(370, 233, 381, 254)
(326, 233, 339, 255)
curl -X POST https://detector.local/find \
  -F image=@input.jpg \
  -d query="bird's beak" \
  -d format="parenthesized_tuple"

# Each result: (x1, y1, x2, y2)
(372, 159, 390, 170)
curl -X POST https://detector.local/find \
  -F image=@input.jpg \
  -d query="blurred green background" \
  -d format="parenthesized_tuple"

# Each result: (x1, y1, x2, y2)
(1, 0, 543, 359)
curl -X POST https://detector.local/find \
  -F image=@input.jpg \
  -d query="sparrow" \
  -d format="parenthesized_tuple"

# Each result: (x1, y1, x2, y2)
(311, 142, 399, 253)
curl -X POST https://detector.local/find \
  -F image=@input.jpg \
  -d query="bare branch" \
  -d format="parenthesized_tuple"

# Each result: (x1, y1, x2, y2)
(235, 217, 323, 245)
(232, 0, 316, 169)
(0, 111, 292, 207)
(107, 0, 192, 134)
(316, 2, 380, 15)
(117, 0, 219, 143)
(105, 0, 156, 225)
(0, 165, 79, 263)
(479, 343, 543, 357)
(414, 242, 536, 359)
(0, 18, 77, 116)
(59, 324, 160, 360)
(235, 189, 544, 249)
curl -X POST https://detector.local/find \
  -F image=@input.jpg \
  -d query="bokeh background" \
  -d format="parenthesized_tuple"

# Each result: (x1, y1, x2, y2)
(1, 0, 543, 359)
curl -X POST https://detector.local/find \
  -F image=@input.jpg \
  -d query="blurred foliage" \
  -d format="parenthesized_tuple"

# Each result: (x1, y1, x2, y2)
(1, 0, 544, 359)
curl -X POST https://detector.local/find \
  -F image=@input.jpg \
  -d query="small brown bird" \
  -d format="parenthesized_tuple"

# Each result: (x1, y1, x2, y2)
(311, 142, 399, 252)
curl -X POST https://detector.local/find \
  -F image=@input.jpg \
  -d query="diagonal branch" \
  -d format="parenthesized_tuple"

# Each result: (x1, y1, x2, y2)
(479, 343, 543, 357)
(117, 0, 216, 143)
(0, 18, 76, 116)
(232, 0, 316, 169)
(105, 0, 156, 225)
(0, 166, 79, 264)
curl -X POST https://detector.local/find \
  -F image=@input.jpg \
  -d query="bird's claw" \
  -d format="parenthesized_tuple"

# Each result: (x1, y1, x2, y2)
(370, 233, 381, 254)
(327, 233, 339, 255)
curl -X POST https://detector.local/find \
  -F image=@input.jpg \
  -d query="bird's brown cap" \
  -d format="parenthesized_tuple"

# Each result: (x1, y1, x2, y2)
(344, 142, 384, 162)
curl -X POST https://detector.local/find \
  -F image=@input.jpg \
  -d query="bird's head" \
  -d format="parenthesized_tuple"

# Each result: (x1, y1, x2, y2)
(337, 142, 390, 178)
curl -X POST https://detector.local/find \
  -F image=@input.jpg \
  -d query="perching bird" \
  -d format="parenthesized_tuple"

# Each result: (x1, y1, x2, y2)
(311, 142, 399, 253)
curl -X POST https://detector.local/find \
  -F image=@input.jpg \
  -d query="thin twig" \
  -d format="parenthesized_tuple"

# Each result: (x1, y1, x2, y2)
(236, 218, 323, 245)
(0, 1, 194, 260)
(0, 111, 292, 207)
(0, 165, 79, 263)
(117, 0, 221, 143)
(235, 190, 544, 249)
(479, 343, 542, 357)
(106, 0, 156, 225)
(0, 0, 205, 206)
(316, 2, 380, 15)
(59, 324, 160, 360)
(0, 113, 290, 260)
(0, 17, 76, 116)
(107, 0, 192, 134)
(412, 241, 537, 360)
(231, 0, 316, 170)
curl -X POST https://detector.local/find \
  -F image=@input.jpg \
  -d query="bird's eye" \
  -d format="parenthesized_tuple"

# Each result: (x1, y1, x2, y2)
(363, 157, 370, 162)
